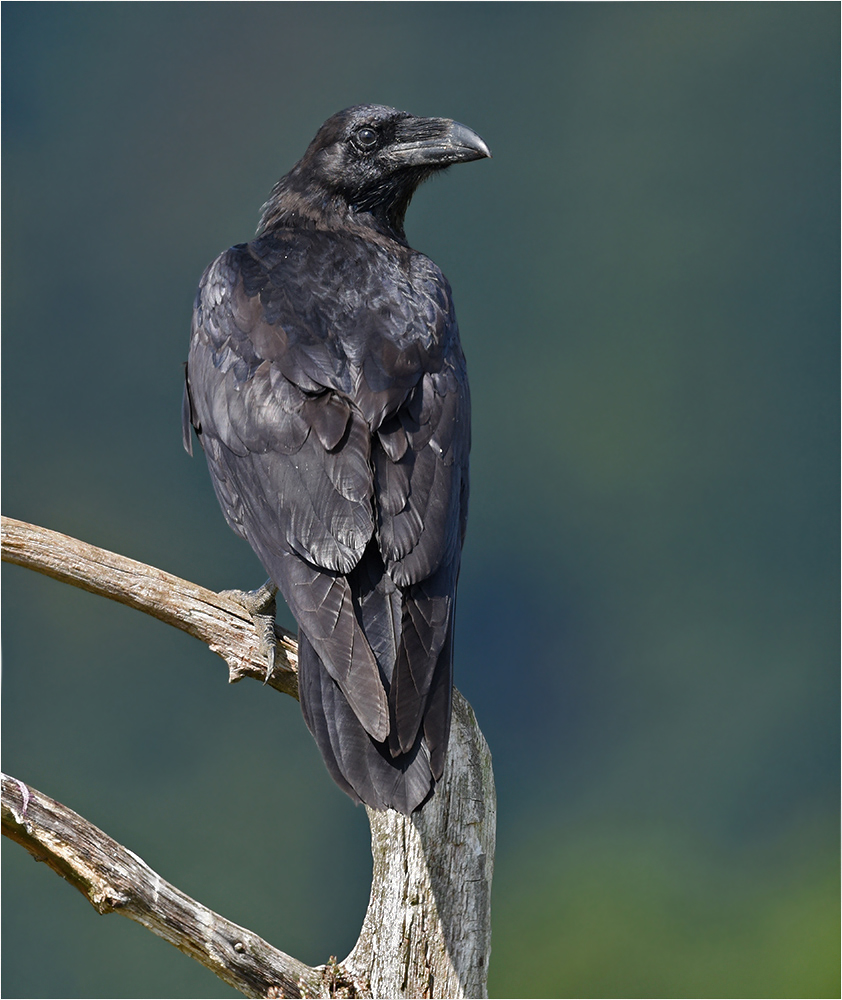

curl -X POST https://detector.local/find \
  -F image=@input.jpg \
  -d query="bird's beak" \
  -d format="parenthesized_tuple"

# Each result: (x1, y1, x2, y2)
(392, 117, 492, 167)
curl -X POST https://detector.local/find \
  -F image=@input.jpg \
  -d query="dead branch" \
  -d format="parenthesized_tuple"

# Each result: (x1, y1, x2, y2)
(1, 515, 299, 697)
(2, 773, 319, 998)
(1, 515, 495, 999)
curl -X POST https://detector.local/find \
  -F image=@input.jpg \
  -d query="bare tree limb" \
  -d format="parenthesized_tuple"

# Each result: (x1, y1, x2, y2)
(1, 773, 320, 999)
(0, 515, 299, 697)
(349, 693, 495, 999)
(1, 515, 495, 998)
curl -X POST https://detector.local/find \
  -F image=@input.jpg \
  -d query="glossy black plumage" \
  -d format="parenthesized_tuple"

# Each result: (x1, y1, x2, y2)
(184, 105, 489, 813)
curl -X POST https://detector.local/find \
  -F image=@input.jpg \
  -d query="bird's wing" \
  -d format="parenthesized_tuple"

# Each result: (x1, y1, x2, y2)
(375, 362, 469, 584)
(186, 247, 389, 740)
(373, 360, 470, 758)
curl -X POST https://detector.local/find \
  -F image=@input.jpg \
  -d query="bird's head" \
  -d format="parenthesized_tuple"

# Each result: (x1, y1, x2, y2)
(261, 105, 491, 241)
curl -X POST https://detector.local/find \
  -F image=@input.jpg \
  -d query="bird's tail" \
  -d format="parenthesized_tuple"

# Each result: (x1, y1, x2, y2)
(292, 544, 456, 813)
(298, 631, 444, 813)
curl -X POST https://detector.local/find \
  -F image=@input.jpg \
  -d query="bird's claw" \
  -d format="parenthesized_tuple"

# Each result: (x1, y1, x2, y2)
(220, 580, 278, 682)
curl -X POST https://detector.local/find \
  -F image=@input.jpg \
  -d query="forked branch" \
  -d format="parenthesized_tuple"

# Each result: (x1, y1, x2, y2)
(1, 516, 495, 999)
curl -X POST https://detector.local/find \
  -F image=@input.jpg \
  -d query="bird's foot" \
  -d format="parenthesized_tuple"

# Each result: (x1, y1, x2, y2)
(220, 579, 278, 683)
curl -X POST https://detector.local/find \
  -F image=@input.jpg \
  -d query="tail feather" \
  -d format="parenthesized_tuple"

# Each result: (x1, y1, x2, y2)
(388, 581, 451, 756)
(294, 543, 457, 814)
(422, 624, 454, 781)
(298, 633, 437, 813)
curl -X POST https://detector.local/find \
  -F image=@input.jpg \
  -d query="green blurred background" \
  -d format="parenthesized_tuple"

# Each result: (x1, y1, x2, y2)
(2, 4, 838, 997)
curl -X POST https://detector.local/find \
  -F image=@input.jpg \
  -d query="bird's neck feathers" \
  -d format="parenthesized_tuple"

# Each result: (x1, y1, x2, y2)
(258, 168, 425, 248)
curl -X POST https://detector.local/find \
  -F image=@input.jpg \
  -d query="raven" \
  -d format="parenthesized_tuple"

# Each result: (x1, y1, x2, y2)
(183, 105, 490, 813)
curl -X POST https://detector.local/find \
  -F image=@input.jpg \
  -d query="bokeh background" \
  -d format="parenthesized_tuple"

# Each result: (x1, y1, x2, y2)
(2, 4, 838, 998)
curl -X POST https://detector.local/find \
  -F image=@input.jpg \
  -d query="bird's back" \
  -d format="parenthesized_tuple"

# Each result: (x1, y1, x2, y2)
(186, 226, 469, 812)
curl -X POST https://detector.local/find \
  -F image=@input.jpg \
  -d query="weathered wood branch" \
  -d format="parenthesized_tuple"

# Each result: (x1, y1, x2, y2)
(0, 515, 300, 697)
(1, 516, 495, 999)
(350, 695, 495, 999)
(1, 773, 320, 998)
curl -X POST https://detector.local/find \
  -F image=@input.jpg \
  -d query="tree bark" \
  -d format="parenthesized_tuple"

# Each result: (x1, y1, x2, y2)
(2, 772, 318, 998)
(1, 516, 495, 999)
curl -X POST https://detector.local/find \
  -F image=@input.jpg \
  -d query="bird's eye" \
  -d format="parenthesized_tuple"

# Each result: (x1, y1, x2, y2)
(353, 127, 379, 151)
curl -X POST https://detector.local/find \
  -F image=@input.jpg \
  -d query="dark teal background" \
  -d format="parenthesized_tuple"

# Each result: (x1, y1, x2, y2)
(3, 4, 838, 997)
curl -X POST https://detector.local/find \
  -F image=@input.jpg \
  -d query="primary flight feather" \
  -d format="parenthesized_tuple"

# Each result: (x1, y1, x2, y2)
(183, 105, 490, 813)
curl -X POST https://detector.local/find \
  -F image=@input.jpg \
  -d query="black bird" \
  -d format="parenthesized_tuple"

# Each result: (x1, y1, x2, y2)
(183, 105, 490, 813)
